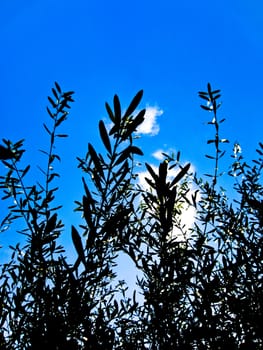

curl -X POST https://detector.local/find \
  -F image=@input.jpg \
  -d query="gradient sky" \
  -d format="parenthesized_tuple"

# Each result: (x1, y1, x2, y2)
(1, 0, 263, 280)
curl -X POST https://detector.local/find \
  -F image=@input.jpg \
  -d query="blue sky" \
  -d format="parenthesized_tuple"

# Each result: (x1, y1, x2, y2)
(1, 0, 263, 275)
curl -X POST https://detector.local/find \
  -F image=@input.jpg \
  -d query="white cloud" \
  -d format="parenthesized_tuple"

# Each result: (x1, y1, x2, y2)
(152, 149, 165, 161)
(152, 148, 177, 161)
(136, 106, 163, 136)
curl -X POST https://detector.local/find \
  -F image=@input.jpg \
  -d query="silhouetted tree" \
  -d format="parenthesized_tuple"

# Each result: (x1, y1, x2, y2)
(0, 83, 262, 349)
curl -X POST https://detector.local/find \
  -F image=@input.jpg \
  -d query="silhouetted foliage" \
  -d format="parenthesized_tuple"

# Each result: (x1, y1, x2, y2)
(0, 83, 262, 349)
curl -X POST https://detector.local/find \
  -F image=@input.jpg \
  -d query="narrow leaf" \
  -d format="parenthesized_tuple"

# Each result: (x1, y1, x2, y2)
(55, 81, 62, 94)
(170, 163, 191, 187)
(205, 154, 215, 159)
(130, 146, 143, 156)
(201, 105, 212, 111)
(47, 173, 60, 183)
(105, 102, 115, 122)
(83, 195, 94, 228)
(45, 213, 57, 234)
(130, 109, 145, 131)
(56, 134, 68, 138)
(114, 147, 131, 166)
(43, 123, 51, 135)
(71, 225, 85, 265)
(55, 113, 68, 127)
(145, 163, 158, 181)
(176, 151, 181, 162)
(21, 165, 30, 178)
(113, 94, 121, 122)
(124, 90, 143, 118)
(207, 83, 212, 96)
(88, 143, 104, 177)
(99, 120, 112, 154)
(52, 88, 59, 100)
(48, 96, 57, 108)
(144, 177, 156, 189)
(46, 107, 54, 118)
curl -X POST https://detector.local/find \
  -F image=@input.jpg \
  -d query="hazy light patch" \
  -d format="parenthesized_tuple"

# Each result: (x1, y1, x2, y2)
(152, 149, 165, 160)
(137, 162, 198, 241)
(152, 148, 177, 161)
(170, 199, 197, 242)
(136, 106, 163, 136)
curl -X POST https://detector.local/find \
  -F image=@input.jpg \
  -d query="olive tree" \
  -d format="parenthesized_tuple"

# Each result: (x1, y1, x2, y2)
(0, 83, 262, 349)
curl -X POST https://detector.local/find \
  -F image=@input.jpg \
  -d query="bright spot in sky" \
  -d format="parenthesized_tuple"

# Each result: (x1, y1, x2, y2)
(137, 161, 197, 241)
(152, 149, 165, 160)
(136, 106, 163, 136)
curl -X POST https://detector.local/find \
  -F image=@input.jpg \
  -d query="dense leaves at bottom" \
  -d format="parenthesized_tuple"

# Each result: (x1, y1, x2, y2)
(0, 83, 262, 349)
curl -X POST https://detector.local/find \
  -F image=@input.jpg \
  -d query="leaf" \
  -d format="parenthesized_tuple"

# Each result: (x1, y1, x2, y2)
(200, 105, 212, 111)
(110, 161, 129, 193)
(48, 96, 57, 108)
(114, 146, 142, 166)
(124, 90, 144, 118)
(71, 225, 85, 265)
(46, 107, 54, 118)
(99, 120, 112, 154)
(56, 134, 68, 138)
(21, 165, 30, 178)
(55, 81, 62, 94)
(130, 109, 146, 131)
(144, 177, 156, 189)
(113, 94, 121, 122)
(39, 149, 49, 156)
(45, 213, 57, 234)
(47, 173, 60, 183)
(192, 190, 199, 207)
(1, 160, 15, 170)
(52, 88, 59, 100)
(145, 163, 158, 182)
(62, 91, 75, 99)
(205, 154, 215, 159)
(130, 146, 143, 156)
(170, 163, 191, 187)
(105, 102, 115, 122)
(176, 151, 181, 162)
(82, 177, 92, 199)
(199, 94, 210, 101)
(207, 82, 212, 96)
(83, 195, 94, 228)
(212, 89, 221, 95)
(219, 150, 226, 158)
(43, 123, 51, 135)
(88, 143, 104, 178)
(114, 147, 132, 166)
(55, 113, 68, 127)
